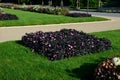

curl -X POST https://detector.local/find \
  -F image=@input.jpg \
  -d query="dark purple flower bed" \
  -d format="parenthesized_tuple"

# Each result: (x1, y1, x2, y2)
(21, 29, 111, 61)
(0, 14, 18, 20)
(65, 13, 91, 17)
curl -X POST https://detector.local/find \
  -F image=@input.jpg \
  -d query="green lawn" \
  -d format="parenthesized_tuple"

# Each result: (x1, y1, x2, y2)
(0, 30, 120, 80)
(0, 8, 108, 27)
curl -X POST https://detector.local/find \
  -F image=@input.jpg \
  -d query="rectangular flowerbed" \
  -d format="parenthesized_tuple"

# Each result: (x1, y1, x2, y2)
(21, 29, 111, 61)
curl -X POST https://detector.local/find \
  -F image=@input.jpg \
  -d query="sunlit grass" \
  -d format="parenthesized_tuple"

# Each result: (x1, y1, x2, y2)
(0, 8, 108, 27)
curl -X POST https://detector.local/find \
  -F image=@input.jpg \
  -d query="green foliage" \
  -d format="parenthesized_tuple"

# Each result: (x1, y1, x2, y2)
(13, 5, 69, 15)
(0, 30, 120, 80)
(89, 0, 99, 8)
(69, 0, 99, 8)
(103, 0, 120, 7)
(54, 7, 69, 15)
(18, 0, 30, 4)
(70, 0, 76, 8)
(0, 7, 4, 14)
(1, 0, 120, 7)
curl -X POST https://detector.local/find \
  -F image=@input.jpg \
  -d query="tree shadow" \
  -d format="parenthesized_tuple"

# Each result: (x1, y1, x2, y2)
(66, 57, 106, 80)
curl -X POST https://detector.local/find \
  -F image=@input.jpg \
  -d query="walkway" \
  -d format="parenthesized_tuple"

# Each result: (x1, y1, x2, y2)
(0, 15, 120, 42)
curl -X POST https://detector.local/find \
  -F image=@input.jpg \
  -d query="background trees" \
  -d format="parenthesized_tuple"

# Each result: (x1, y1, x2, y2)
(0, 0, 120, 7)
(70, 0, 99, 8)
(104, 0, 120, 7)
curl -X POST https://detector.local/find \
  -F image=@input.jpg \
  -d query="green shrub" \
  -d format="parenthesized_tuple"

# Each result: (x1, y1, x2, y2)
(32, 6, 69, 15)
(0, 7, 5, 14)
(54, 7, 69, 15)
(32, 5, 40, 12)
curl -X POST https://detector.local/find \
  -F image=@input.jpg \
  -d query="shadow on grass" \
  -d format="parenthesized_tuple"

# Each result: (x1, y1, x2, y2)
(15, 40, 26, 47)
(66, 58, 106, 80)
(15, 40, 22, 44)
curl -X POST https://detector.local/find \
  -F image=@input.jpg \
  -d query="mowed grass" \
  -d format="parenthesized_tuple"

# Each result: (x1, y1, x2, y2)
(0, 30, 120, 80)
(0, 8, 108, 27)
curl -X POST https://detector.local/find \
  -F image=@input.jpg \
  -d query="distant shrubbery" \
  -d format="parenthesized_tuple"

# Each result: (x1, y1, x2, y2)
(0, 7, 5, 14)
(0, 4, 92, 17)
(0, 4, 69, 15)
(22, 29, 111, 61)
(31, 6, 69, 15)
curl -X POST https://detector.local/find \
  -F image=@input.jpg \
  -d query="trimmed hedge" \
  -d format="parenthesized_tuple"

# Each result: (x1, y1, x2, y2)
(21, 29, 111, 61)
(0, 14, 18, 20)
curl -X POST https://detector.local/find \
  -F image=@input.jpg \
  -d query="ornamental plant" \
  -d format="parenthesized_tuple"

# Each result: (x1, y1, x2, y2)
(21, 29, 111, 61)
(94, 55, 120, 80)
(65, 13, 91, 17)
(112, 57, 120, 66)
(0, 7, 18, 20)
(26, 6, 69, 15)
(0, 7, 5, 14)
(0, 14, 18, 20)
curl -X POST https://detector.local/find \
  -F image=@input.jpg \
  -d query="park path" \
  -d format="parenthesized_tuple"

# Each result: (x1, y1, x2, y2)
(0, 15, 120, 42)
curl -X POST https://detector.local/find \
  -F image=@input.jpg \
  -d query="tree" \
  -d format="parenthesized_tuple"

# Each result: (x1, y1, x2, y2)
(42, 0, 44, 5)
(70, 0, 80, 8)
(60, 0, 64, 8)
(106, 0, 120, 7)
(76, 0, 80, 9)
(18, 0, 30, 4)
(89, 0, 99, 8)
(48, 0, 52, 6)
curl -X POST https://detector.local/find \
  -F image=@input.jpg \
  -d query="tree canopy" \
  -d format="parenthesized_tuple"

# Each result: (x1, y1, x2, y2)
(0, 0, 120, 7)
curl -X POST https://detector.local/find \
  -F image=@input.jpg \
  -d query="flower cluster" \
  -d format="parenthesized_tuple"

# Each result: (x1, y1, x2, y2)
(94, 56, 120, 80)
(112, 57, 120, 66)
(27, 6, 69, 15)
(0, 14, 18, 20)
(21, 29, 111, 61)
(65, 13, 91, 17)
(0, 7, 5, 14)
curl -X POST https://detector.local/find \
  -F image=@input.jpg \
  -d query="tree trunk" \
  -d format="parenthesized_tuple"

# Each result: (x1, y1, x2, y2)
(98, 0, 102, 8)
(42, 0, 44, 6)
(61, 0, 64, 8)
(76, 0, 80, 9)
(49, 0, 52, 6)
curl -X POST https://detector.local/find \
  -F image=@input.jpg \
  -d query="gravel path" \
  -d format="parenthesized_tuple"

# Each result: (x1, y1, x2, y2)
(0, 15, 120, 42)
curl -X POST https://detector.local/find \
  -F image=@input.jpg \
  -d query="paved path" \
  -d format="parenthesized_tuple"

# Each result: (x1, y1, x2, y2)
(0, 15, 120, 42)
(70, 11, 120, 17)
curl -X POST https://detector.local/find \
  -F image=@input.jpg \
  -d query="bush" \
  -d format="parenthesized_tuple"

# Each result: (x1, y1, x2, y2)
(21, 29, 111, 61)
(0, 14, 18, 20)
(32, 5, 41, 12)
(94, 55, 120, 80)
(0, 7, 5, 14)
(32, 6, 69, 15)
(65, 13, 91, 17)
(0, 4, 69, 15)
(54, 7, 69, 15)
